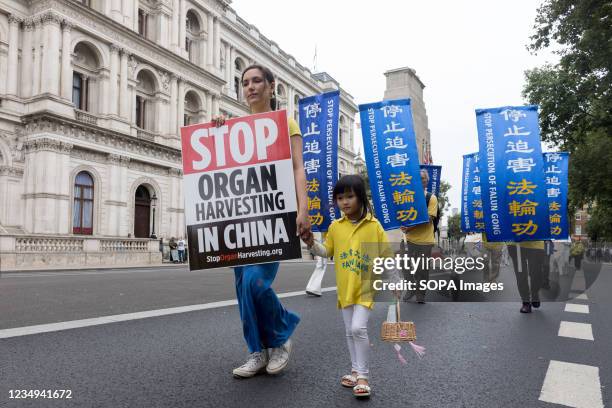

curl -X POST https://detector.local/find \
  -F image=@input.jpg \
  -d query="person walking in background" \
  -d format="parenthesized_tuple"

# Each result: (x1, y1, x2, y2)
(169, 237, 178, 264)
(177, 237, 186, 264)
(508, 241, 545, 313)
(571, 239, 585, 272)
(401, 169, 438, 304)
(305, 232, 328, 297)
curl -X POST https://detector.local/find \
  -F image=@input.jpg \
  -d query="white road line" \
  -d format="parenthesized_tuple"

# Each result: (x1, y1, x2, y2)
(575, 293, 589, 300)
(558, 321, 594, 341)
(565, 304, 590, 314)
(0, 286, 337, 339)
(539, 360, 603, 408)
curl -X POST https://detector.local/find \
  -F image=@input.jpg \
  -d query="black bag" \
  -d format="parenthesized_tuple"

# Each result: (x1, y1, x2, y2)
(426, 192, 441, 233)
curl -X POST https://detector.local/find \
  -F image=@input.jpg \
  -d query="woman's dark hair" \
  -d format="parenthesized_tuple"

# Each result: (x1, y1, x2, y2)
(333, 175, 372, 220)
(241, 64, 277, 111)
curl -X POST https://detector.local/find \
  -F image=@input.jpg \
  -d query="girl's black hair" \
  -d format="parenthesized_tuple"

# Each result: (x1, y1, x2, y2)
(333, 175, 372, 220)
(241, 64, 277, 111)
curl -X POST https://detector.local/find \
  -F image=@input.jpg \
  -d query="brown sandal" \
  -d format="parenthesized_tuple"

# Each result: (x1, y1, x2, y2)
(341, 373, 357, 388)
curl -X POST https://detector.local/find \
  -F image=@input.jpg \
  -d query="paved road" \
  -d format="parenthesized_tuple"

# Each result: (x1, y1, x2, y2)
(1, 262, 610, 407)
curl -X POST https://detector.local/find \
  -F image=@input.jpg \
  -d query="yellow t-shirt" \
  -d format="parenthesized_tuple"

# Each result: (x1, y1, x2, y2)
(288, 117, 301, 137)
(405, 193, 438, 245)
(324, 213, 393, 309)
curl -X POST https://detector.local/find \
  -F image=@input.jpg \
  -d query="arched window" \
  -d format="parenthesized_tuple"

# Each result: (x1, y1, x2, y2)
(186, 10, 202, 64)
(73, 171, 94, 235)
(339, 115, 347, 148)
(294, 94, 300, 121)
(184, 90, 202, 126)
(135, 69, 158, 130)
(276, 83, 287, 110)
(234, 58, 245, 102)
(72, 42, 101, 113)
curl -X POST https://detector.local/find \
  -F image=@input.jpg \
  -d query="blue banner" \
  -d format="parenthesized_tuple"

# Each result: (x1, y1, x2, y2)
(420, 165, 442, 197)
(359, 99, 429, 230)
(476, 105, 551, 242)
(299, 91, 340, 232)
(461, 153, 485, 233)
(543, 152, 569, 240)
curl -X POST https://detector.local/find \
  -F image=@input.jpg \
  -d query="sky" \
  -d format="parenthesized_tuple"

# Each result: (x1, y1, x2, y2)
(231, 0, 559, 216)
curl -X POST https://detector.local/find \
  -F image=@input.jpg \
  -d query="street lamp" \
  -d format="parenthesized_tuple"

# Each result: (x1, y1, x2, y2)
(150, 193, 157, 239)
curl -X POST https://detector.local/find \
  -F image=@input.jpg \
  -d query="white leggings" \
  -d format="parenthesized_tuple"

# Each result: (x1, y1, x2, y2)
(341, 304, 371, 377)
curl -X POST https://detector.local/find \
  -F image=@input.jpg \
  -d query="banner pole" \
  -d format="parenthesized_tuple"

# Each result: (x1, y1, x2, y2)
(517, 244, 522, 273)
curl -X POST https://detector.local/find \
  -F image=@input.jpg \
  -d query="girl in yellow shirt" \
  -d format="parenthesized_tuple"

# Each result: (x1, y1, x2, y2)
(305, 175, 395, 399)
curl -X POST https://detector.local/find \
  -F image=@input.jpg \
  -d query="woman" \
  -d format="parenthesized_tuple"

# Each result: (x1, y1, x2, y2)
(213, 64, 311, 378)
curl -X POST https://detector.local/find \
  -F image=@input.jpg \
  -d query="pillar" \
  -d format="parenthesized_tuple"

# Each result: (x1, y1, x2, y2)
(229, 46, 236, 97)
(41, 13, 62, 96)
(213, 17, 220, 71)
(179, 0, 186, 54)
(32, 18, 42, 96)
(206, 92, 213, 121)
(212, 94, 219, 117)
(6, 15, 21, 96)
(109, 45, 120, 115)
(206, 13, 214, 68)
(22, 19, 34, 98)
(111, 0, 122, 23)
(119, 50, 130, 119)
(177, 78, 185, 128)
(169, 75, 178, 134)
(224, 42, 230, 90)
(60, 21, 73, 100)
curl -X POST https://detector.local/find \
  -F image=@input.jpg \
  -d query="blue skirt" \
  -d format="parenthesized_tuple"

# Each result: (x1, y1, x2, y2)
(234, 262, 300, 353)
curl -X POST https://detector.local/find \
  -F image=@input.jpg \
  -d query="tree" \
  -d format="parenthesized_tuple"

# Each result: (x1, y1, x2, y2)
(447, 213, 464, 242)
(523, 0, 612, 240)
(437, 181, 451, 219)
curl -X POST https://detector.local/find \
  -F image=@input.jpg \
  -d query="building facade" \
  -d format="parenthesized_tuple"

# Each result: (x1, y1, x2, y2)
(0, 0, 360, 270)
(383, 67, 432, 164)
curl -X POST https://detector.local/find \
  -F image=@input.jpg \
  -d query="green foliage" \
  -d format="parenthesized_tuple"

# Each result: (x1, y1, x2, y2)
(437, 181, 451, 218)
(447, 213, 464, 241)
(523, 0, 612, 240)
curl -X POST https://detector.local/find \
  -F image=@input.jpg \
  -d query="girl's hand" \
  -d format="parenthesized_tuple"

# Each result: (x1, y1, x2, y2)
(211, 114, 226, 127)
(296, 211, 312, 240)
(303, 232, 315, 248)
(401, 225, 416, 233)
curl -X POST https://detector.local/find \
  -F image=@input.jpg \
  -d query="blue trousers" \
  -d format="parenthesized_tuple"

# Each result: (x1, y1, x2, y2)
(234, 262, 300, 353)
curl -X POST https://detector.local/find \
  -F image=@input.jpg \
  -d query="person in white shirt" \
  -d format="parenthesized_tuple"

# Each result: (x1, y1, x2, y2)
(177, 238, 186, 263)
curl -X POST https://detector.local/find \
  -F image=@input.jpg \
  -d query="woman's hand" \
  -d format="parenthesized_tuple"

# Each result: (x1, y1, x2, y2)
(211, 114, 226, 127)
(296, 211, 312, 241)
(303, 231, 315, 248)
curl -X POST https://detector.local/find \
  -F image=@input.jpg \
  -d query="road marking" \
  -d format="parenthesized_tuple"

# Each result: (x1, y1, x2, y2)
(539, 360, 603, 408)
(565, 304, 590, 314)
(558, 321, 594, 341)
(0, 286, 337, 339)
(571, 277, 586, 291)
(575, 293, 589, 300)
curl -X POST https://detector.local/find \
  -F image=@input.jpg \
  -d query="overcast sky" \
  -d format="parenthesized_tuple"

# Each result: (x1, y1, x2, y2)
(231, 0, 558, 215)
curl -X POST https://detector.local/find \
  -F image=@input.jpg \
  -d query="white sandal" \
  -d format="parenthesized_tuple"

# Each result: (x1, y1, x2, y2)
(341, 373, 357, 388)
(353, 375, 371, 398)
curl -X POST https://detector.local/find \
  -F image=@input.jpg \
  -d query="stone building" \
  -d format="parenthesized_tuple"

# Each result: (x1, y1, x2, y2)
(0, 0, 360, 270)
(383, 67, 432, 163)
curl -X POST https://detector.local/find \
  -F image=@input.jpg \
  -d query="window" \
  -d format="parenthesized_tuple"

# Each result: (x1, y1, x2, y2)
(73, 172, 94, 235)
(234, 77, 241, 101)
(184, 114, 189, 126)
(136, 95, 146, 128)
(186, 38, 194, 62)
(72, 73, 88, 111)
(576, 213, 581, 221)
(138, 9, 148, 36)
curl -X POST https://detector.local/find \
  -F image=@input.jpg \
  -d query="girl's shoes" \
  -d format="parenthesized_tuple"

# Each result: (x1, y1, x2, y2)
(520, 302, 532, 313)
(353, 376, 371, 398)
(341, 373, 357, 388)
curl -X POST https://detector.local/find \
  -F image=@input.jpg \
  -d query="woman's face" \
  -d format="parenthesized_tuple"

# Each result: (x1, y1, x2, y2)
(242, 68, 274, 112)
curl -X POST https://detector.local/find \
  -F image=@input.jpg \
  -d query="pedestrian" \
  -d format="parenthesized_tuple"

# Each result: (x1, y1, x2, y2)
(305, 175, 398, 399)
(212, 64, 312, 379)
(570, 239, 585, 271)
(169, 237, 178, 263)
(507, 241, 545, 313)
(305, 232, 327, 297)
(177, 237, 186, 263)
(400, 169, 438, 303)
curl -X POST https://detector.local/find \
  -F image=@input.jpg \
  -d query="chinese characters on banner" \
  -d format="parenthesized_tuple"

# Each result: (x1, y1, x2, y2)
(180, 110, 302, 270)
(543, 152, 569, 240)
(420, 164, 442, 197)
(359, 99, 429, 230)
(461, 153, 485, 233)
(476, 105, 551, 242)
(298, 91, 340, 232)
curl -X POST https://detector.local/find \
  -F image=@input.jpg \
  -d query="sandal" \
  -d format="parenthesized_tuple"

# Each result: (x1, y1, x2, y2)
(341, 373, 357, 388)
(353, 375, 371, 398)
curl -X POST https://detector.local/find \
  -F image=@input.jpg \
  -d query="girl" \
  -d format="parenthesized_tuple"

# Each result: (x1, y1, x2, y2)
(213, 64, 312, 378)
(305, 175, 396, 398)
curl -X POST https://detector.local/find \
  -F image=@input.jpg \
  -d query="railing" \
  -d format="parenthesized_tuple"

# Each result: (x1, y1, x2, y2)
(15, 237, 84, 252)
(100, 239, 149, 252)
(75, 109, 98, 125)
(136, 129, 156, 141)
